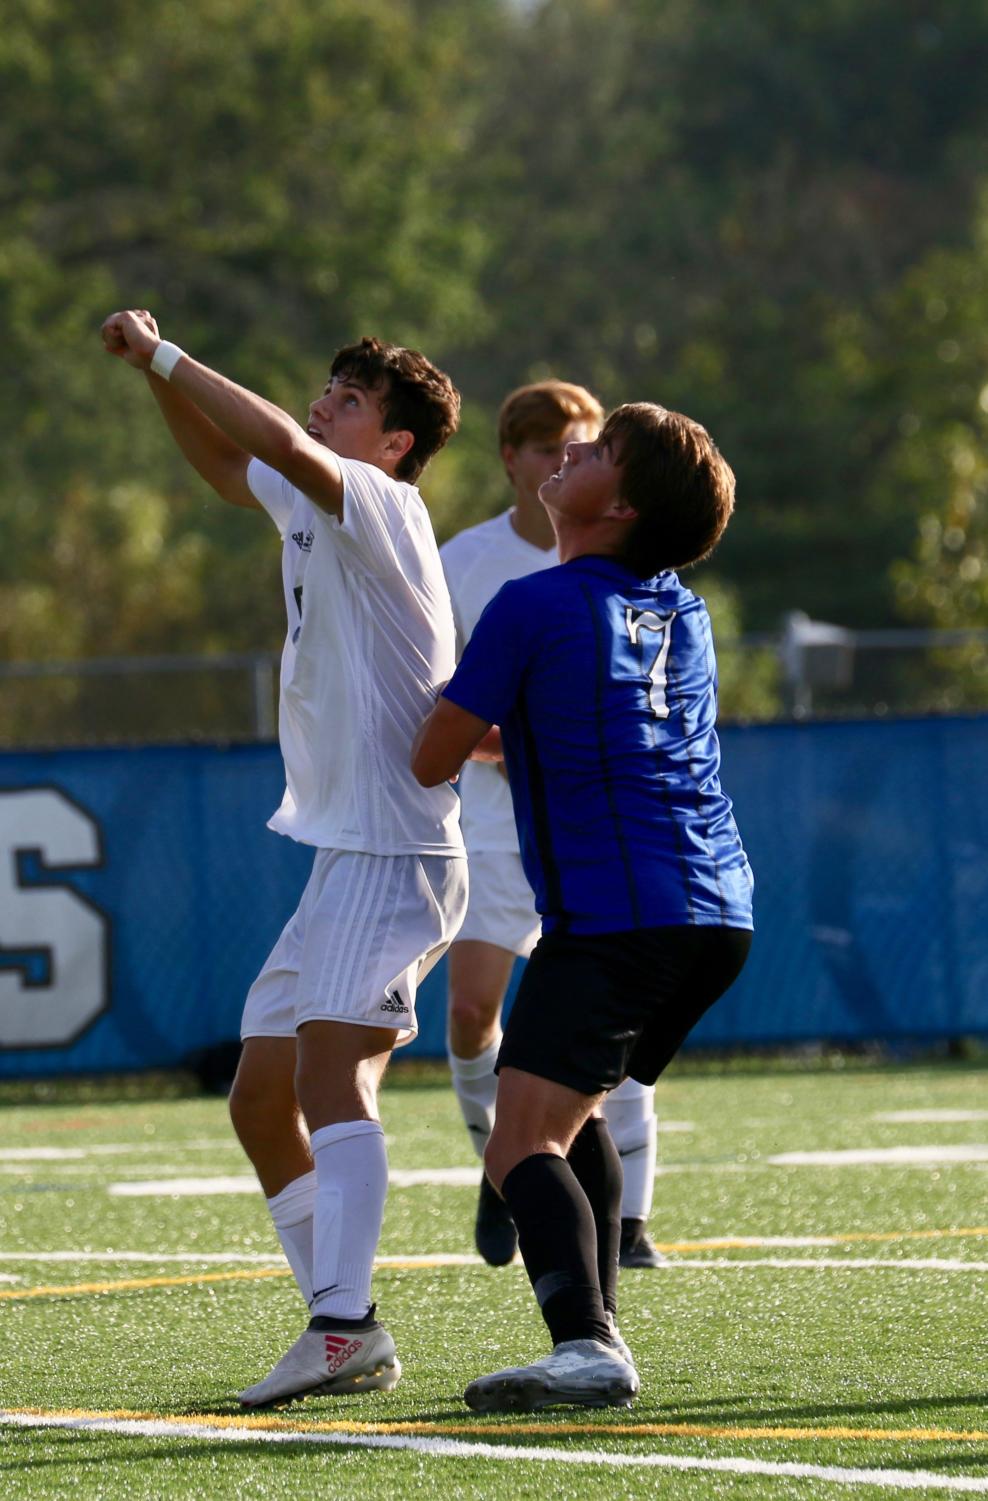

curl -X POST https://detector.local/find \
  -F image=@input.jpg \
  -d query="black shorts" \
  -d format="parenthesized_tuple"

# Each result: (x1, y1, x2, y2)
(496, 925, 752, 1096)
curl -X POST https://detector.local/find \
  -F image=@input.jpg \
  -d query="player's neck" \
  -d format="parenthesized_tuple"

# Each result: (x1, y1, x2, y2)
(509, 498, 556, 551)
(554, 521, 626, 566)
(332, 437, 405, 481)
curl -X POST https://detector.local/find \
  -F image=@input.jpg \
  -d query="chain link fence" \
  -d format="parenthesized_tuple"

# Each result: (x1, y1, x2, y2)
(1, 619, 987, 747)
(0, 652, 280, 748)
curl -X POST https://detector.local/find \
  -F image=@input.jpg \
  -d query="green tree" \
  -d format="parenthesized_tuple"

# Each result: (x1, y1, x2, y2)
(5, 0, 988, 738)
(452, 0, 988, 631)
(858, 202, 988, 707)
(0, 0, 497, 679)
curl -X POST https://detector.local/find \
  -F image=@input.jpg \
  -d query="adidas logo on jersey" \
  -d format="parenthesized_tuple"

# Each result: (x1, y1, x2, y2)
(380, 991, 408, 1014)
(291, 528, 314, 552)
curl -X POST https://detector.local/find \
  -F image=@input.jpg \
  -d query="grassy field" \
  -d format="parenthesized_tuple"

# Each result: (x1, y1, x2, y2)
(1, 1058, 986, 1499)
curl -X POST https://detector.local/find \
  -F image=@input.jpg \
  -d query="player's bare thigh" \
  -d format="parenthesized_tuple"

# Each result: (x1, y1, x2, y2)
(295, 1018, 398, 1134)
(447, 939, 516, 1058)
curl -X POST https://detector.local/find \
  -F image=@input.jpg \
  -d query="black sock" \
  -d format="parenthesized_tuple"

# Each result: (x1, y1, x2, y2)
(501, 1152, 611, 1347)
(567, 1116, 623, 1318)
(308, 1303, 377, 1332)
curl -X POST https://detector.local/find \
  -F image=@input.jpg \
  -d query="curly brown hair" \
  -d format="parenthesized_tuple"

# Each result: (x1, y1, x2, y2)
(330, 336, 461, 482)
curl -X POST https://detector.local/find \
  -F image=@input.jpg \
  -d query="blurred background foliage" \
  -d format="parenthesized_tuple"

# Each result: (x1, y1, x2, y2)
(2, 0, 987, 724)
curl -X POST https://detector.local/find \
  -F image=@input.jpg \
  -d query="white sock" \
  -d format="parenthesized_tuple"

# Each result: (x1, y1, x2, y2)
(309, 1120, 388, 1321)
(604, 1078, 658, 1221)
(266, 1170, 316, 1307)
(448, 1037, 501, 1160)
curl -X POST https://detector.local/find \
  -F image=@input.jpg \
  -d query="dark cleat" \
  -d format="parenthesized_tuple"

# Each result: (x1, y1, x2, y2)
(619, 1217, 668, 1268)
(475, 1173, 518, 1266)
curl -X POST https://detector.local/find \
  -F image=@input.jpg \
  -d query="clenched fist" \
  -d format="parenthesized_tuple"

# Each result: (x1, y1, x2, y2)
(101, 309, 160, 369)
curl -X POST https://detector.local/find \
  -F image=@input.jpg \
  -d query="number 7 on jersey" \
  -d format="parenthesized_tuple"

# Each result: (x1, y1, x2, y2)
(626, 606, 676, 719)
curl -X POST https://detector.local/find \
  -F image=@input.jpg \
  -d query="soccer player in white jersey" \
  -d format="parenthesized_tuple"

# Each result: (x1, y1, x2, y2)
(101, 309, 468, 1408)
(441, 381, 665, 1269)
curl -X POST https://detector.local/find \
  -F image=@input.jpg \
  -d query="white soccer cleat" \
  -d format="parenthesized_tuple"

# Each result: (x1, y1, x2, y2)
(463, 1337, 639, 1413)
(606, 1313, 637, 1373)
(239, 1321, 401, 1409)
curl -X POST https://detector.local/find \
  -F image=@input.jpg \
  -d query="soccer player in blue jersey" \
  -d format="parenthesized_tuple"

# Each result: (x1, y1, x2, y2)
(441, 379, 667, 1271)
(412, 401, 753, 1411)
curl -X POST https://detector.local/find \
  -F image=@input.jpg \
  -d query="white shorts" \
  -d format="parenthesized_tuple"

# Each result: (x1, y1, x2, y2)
(455, 849, 541, 959)
(241, 849, 468, 1046)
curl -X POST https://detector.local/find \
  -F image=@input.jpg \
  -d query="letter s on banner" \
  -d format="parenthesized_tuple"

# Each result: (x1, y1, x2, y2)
(0, 788, 110, 1048)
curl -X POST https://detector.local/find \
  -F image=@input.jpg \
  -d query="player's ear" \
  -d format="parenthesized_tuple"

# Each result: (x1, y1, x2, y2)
(383, 428, 415, 467)
(501, 444, 517, 483)
(605, 497, 638, 522)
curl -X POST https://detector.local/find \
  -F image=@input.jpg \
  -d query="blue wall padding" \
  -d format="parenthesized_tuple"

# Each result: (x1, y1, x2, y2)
(0, 716, 984, 1077)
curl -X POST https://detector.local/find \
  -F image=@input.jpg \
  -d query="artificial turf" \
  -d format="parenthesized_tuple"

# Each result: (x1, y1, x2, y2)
(1, 1059, 986, 1499)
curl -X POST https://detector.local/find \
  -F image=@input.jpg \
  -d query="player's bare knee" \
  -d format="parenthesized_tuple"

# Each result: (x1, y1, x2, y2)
(448, 989, 501, 1054)
(482, 1136, 507, 1194)
(229, 1069, 291, 1142)
(483, 1128, 525, 1194)
(227, 1076, 265, 1143)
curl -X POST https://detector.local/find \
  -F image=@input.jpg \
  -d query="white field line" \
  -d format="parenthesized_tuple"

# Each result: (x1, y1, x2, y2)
(0, 1127, 662, 1162)
(768, 1146, 988, 1166)
(388, 1168, 483, 1187)
(374, 1254, 481, 1265)
(105, 1144, 988, 1198)
(0, 1163, 262, 1179)
(0, 1251, 287, 1265)
(1, 1251, 982, 1277)
(3, 1411, 986, 1493)
(0, 1160, 810, 1182)
(872, 1111, 988, 1124)
(0, 1251, 483, 1270)
(0, 1125, 692, 1165)
(107, 1169, 494, 1196)
(104, 1167, 752, 1196)
(13, 1234, 980, 1258)
(646, 1234, 987, 1249)
(107, 1175, 276, 1196)
(0, 1142, 239, 1161)
(645, 1258, 988, 1273)
(0, 1165, 164, 1178)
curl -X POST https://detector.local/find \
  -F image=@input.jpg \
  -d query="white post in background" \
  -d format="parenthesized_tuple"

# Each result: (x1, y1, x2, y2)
(780, 611, 856, 717)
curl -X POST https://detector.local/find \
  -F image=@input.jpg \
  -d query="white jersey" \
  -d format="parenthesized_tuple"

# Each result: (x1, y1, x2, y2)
(248, 455, 464, 857)
(440, 509, 556, 854)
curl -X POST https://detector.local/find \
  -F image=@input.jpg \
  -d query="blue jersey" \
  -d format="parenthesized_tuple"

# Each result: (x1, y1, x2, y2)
(443, 555, 753, 936)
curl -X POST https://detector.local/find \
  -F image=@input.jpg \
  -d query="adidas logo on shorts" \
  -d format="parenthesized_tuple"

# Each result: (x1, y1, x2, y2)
(380, 991, 408, 1014)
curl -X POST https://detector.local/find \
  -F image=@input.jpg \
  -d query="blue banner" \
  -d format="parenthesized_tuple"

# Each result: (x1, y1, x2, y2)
(0, 717, 985, 1077)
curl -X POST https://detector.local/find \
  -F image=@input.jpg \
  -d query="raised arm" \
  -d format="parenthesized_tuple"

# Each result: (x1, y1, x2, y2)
(147, 370, 259, 510)
(101, 309, 344, 517)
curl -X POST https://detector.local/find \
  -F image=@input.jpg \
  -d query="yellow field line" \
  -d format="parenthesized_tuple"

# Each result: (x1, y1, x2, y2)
(2, 1229, 986, 1302)
(653, 1226, 988, 1252)
(5, 1406, 987, 1445)
(0, 1257, 488, 1301)
(0, 1267, 293, 1300)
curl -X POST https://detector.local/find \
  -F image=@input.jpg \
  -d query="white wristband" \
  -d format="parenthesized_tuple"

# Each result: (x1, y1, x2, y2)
(150, 341, 185, 381)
